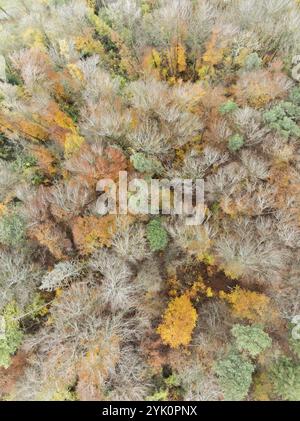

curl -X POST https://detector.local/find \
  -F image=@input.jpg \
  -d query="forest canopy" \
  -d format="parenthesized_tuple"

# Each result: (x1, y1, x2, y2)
(0, 0, 300, 402)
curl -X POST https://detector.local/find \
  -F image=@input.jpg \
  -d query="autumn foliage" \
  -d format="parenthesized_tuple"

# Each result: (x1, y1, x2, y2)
(157, 294, 197, 349)
(0, 0, 299, 402)
(220, 287, 272, 323)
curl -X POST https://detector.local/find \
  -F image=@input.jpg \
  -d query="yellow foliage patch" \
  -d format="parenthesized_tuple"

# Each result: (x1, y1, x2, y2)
(0, 203, 7, 216)
(177, 43, 187, 73)
(75, 35, 104, 56)
(152, 49, 162, 68)
(40, 102, 78, 146)
(220, 286, 271, 322)
(198, 64, 212, 80)
(203, 30, 225, 67)
(16, 118, 49, 141)
(58, 39, 71, 60)
(167, 42, 187, 77)
(22, 27, 45, 49)
(157, 294, 198, 348)
(86, 0, 96, 10)
(188, 277, 215, 299)
(67, 64, 84, 81)
(64, 133, 85, 157)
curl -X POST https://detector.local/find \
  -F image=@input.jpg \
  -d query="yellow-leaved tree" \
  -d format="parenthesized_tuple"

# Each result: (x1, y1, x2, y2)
(220, 287, 272, 322)
(157, 294, 197, 349)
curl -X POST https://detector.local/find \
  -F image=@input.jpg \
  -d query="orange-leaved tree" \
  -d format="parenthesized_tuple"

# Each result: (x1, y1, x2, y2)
(72, 215, 116, 255)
